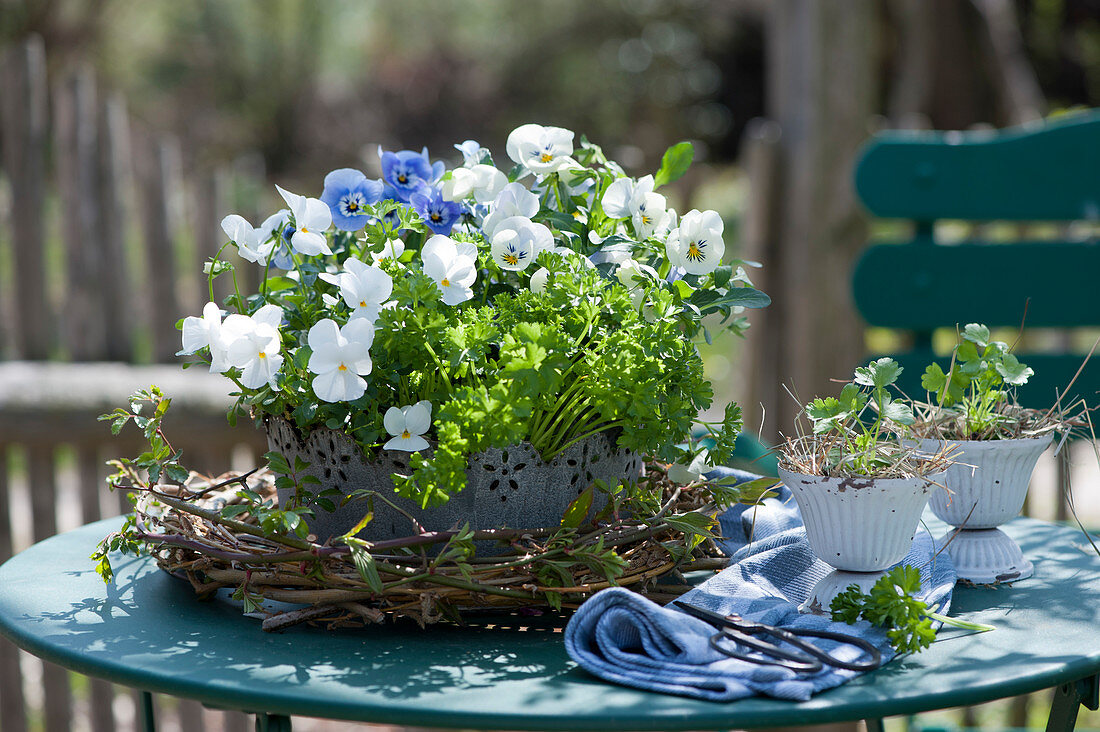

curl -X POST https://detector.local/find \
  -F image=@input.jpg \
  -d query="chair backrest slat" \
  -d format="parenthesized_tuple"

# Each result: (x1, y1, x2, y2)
(855, 112, 1100, 221)
(853, 240, 1100, 329)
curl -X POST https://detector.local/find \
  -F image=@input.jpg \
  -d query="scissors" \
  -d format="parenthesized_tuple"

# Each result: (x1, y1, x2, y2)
(673, 600, 882, 673)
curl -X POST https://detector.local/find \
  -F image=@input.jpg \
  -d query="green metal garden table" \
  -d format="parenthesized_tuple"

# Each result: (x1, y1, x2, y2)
(0, 517, 1098, 732)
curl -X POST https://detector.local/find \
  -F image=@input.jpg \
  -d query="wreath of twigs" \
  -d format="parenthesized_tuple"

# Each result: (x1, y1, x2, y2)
(123, 465, 735, 631)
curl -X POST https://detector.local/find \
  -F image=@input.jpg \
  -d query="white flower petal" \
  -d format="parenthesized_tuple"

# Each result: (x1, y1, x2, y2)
(383, 406, 406, 437)
(530, 267, 549, 293)
(383, 434, 430, 452)
(291, 229, 331, 256)
(602, 178, 634, 219)
(404, 403, 431, 435)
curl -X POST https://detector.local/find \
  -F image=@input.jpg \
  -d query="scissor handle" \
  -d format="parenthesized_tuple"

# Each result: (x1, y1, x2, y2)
(709, 630, 824, 673)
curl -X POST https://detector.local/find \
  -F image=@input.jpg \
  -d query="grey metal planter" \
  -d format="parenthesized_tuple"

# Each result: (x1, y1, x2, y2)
(266, 417, 643, 544)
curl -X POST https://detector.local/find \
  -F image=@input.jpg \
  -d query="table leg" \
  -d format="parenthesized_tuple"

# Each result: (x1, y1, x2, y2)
(865, 718, 885, 732)
(255, 712, 293, 732)
(139, 691, 156, 732)
(1045, 674, 1100, 732)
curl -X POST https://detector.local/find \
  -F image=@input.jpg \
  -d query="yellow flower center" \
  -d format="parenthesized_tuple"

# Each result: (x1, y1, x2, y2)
(641, 215, 651, 225)
(402, 430, 411, 439)
(338, 363, 348, 371)
(301, 227, 309, 233)
(687, 242, 704, 261)
(431, 214, 441, 222)
(503, 253, 519, 266)
(398, 174, 407, 183)
(359, 300, 367, 307)
(441, 278, 451, 287)
(258, 352, 266, 359)
(540, 152, 554, 163)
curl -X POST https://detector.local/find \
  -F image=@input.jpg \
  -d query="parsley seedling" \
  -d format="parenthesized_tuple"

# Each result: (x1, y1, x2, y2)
(920, 323, 1034, 439)
(803, 357, 917, 476)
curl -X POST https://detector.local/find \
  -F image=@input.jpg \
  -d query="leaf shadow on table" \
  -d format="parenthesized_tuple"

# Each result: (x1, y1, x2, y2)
(21, 552, 587, 703)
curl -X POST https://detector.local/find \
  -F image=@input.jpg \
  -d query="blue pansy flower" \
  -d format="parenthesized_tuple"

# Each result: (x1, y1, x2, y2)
(379, 147, 445, 203)
(321, 168, 383, 231)
(410, 187, 464, 235)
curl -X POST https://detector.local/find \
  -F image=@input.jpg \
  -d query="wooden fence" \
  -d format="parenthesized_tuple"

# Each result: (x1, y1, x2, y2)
(0, 35, 270, 732)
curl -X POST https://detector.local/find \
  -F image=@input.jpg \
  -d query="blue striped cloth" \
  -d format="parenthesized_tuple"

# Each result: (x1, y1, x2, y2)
(563, 468, 956, 701)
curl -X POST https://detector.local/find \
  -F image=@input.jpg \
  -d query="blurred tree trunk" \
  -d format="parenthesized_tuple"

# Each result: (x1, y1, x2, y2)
(747, 0, 877, 443)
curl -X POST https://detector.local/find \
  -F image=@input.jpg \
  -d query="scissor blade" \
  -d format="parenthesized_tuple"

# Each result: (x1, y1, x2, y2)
(672, 600, 731, 628)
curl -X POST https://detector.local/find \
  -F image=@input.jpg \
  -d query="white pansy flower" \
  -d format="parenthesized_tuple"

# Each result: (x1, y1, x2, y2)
(383, 401, 433, 452)
(490, 216, 552, 272)
(275, 185, 333, 256)
(442, 164, 507, 205)
(370, 238, 405, 265)
(307, 318, 375, 403)
(506, 123, 575, 175)
(179, 302, 230, 371)
(224, 304, 284, 389)
(665, 209, 725, 276)
(220, 214, 275, 264)
(319, 258, 393, 322)
(530, 267, 549, 293)
(481, 182, 540, 238)
(602, 175, 670, 239)
(421, 234, 477, 306)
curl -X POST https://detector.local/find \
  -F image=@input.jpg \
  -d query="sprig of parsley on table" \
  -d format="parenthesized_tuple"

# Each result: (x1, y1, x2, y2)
(830, 565, 993, 655)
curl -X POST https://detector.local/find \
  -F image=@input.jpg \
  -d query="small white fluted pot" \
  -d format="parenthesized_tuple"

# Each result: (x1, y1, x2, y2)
(919, 436, 1051, 529)
(778, 468, 937, 613)
(918, 435, 1050, 584)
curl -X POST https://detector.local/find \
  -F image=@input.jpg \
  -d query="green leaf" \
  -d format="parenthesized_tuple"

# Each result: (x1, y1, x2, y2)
(996, 353, 1033, 386)
(881, 398, 915, 426)
(854, 357, 902, 389)
(961, 323, 990, 348)
(264, 451, 291, 475)
(712, 265, 732, 289)
(348, 543, 384, 593)
(672, 279, 694, 300)
(341, 506, 375, 539)
(653, 141, 694, 188)
(691, 286, 771, 311)
(663, 511, 716, 538)
(164, 463, 190, 483)
(562, 486, 594, 528)
(956, 340, 980, 363)
(921, 363, 947, 394)
(264, 276, 297, 292)
(727, 477, 781, 504)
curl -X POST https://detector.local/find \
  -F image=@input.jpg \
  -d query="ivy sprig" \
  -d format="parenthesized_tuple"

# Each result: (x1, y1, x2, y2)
(830, 565, 993, 654)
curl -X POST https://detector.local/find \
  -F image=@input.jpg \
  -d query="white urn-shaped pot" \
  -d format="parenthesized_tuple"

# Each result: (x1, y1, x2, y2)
(917, 435, 1051, 584)
(778, 467, 937, 614)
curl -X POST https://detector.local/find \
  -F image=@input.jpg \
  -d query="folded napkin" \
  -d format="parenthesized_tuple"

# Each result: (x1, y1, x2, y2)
(564, 467, 956, 702)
